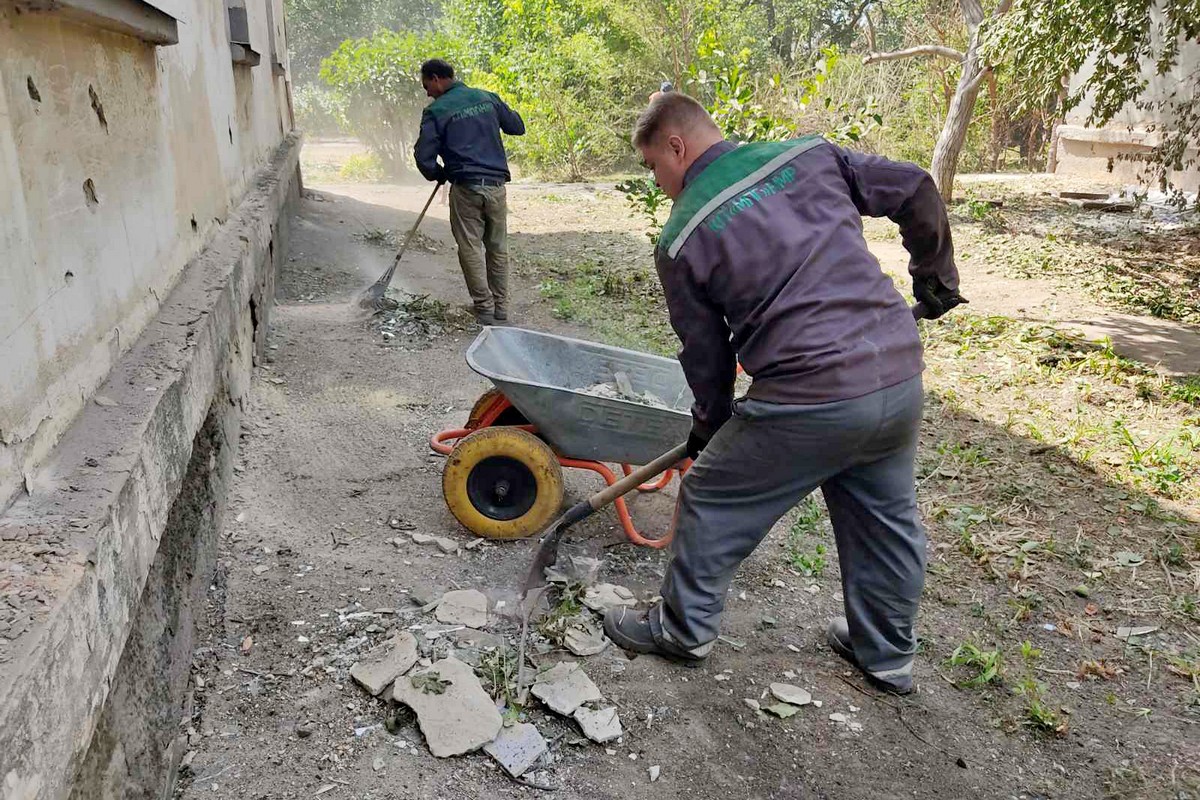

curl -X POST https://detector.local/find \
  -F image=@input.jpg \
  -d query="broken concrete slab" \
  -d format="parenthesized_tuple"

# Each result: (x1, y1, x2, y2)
(563, 614, 609, 656)
(350, 632, 419, 696)
(410, 532, 460, 553)
(483, 722, 548, 777)
(581, 583, 637, 614)
(453, 628, 506, 650)
(573, 706, 622, 744)
(391, 658, 503, 757)
(769, 683, 812, 707)
(648, 765, 661, 782)
(764, 703, 800, 719)
(531, 662, 603, 716)
(435, 589, 489, 628)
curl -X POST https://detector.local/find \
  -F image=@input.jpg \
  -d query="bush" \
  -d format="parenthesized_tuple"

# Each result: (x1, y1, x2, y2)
(338, 152, 385, 182)
(293, 85, 350, 137)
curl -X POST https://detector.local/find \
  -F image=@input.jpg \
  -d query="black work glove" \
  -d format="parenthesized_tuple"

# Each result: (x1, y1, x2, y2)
(913, 275, 968, 320)
(686, 428, 709, 461)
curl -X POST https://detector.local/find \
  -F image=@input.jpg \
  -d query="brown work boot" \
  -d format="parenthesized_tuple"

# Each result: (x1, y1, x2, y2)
(473, 308, 496, 326)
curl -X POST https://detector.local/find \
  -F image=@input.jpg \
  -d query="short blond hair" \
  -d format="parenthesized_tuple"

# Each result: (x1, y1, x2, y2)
(632, 92, 719, 147)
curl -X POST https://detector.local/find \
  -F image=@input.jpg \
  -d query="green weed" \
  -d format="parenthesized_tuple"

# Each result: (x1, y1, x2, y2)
(1016, 678, 1068, 736)
(947, 641, 1003, 688)
(785, 497, 828, 577)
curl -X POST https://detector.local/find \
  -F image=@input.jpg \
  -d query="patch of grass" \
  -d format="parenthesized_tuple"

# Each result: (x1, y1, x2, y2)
(785, 497, 828, 577)
(947, 641, 1003, 688)
(1015, 678, 1068, 736)
(338, 152, 384, 182)
(478, 647, 521, 708)
(535, 583, 586, 644)
(1019, 640, 1042, 662)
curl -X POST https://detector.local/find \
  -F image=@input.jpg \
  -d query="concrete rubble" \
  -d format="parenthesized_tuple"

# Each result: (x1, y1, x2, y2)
(764, 703, 800, 719)
(410, 532, 460, 554)
(391, 657, 503, 757)
(531, 661, 603, 716)
(483, 722, 548, 777)
(350, 631, 419, 696)
(581, 583, 637, 614)
(573, 706, 623, 744)
(769, 683, 812, 707)
(435, 589, 490, 628)
(563, 614, 609, 656)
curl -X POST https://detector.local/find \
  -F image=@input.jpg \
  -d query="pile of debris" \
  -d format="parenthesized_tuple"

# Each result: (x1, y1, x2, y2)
(372, 292, 469, 343)
(581, 370, 671, 409)
(344, 574, 640, 786)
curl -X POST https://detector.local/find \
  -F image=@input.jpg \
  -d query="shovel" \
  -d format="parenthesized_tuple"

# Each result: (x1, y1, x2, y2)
(354, 182, 442, 313)
(515, 441, 688, 699)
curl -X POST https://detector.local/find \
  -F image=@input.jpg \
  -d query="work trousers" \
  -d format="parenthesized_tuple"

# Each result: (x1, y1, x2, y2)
(655, 375, 926, 674)
(448, 183, 509, 315)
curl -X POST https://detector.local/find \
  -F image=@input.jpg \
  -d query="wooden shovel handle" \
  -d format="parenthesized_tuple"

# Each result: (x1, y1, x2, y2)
(588, 443, 689, 511)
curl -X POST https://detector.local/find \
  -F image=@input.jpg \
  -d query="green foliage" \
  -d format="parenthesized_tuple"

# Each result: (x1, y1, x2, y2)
(293, 85, 349, 136)
(285, 0, 441, 84)
(615, 178, 670, 243)
(947, 641, 1003, 687)
(338, 152, 384, 181)
(320, 30, 461, 176)
(785, 496, 828, 577)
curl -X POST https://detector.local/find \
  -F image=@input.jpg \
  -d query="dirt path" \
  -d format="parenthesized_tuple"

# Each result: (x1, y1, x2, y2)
(868, 239, 1200, 376)
(177, 181, 1197, 800)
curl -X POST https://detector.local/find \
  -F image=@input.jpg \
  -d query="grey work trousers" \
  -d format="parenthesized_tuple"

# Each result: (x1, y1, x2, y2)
(448, 183, 509, 315)
(656, 375, 926, 674)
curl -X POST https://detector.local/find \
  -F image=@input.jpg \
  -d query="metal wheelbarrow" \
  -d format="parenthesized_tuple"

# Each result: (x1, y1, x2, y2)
(430, 327, 694, 547)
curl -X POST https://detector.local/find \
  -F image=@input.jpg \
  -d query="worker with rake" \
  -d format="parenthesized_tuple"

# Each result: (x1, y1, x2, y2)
(603, 92, 965, 694)
(415, 59, 525, 325)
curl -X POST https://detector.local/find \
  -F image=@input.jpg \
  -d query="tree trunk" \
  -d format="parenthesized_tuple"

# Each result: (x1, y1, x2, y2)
(929, 0, 987, 201)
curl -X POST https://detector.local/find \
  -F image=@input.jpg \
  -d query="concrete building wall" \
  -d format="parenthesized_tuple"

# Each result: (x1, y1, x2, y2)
(0, 0, 292, 513)
(1055, 31, 1200, 191)
(0, 2, 302, 797)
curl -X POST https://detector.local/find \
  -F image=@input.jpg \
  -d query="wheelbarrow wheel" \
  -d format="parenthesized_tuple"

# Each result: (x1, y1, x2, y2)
(443, 427, 564, 539)
(466, 388, 528, 429)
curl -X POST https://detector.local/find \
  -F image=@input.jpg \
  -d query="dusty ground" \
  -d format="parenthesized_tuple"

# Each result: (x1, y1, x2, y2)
(178, 144, 1199, 800)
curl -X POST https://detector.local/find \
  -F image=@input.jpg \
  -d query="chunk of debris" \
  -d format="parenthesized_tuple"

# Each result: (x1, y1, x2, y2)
(372, 756, 386, 772)
(764, 703, 800, 719)
(544, 555, 603, 585)
(531, 662, 603, 716)
(411, 533, 459, 553)
(563, 614, 609, 657)
(1115, 625, 1158, 640)
(573, 706, 622, 744)
(743, 699, 761, 712)
(349, 632, 419, 696)
(388, 513, 417, 531)
(483, 722, 548, 777)
(582, 583, 638, 614)
(94, 395, 118, 407)
(769, 683, 812, 707)
(648, 765, 661, 782)
(252, 565, 271, 576)
(435, 589, 489, 628)
(391, 658, 503, 757)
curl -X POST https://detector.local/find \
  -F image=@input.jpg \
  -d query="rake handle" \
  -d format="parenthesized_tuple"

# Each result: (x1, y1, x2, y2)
(373, 182, 442, 290)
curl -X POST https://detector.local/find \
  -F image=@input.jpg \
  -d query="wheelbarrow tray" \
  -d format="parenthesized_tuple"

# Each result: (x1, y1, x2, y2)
(465, 327, 694, 465)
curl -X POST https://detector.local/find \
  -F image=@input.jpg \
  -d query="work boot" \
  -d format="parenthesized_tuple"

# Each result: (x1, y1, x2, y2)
(826, 616, 914, 694)
(473, 308, 496, 326)
(493, 308, 509, 323)
(603, 605, 709, 665)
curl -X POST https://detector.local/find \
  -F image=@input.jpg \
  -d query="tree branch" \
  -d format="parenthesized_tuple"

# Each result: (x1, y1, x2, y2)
(993, 0, 1013, 17)
(863, 45, 965, 65)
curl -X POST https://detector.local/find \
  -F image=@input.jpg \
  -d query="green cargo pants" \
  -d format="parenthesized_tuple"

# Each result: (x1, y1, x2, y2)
(448, 183, 509, 317)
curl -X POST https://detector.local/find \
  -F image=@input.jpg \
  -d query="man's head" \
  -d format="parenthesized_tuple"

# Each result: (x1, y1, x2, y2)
(632, 92, 724, 199)
(420, 59, 456, 98)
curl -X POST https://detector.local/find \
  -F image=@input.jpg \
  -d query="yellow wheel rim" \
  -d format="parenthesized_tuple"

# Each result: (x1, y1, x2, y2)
(443, 427, 564, 540)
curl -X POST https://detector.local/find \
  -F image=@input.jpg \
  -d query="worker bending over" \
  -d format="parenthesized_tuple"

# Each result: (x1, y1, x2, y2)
(603, 93, 964, 694)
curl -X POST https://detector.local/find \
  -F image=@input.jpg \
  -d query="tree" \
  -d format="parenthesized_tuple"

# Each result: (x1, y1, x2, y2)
(864, 0, 1012, 200)
(320, 30, 461, 176)
(992, 0, 1200, 202)
(284, 0, 442, 84)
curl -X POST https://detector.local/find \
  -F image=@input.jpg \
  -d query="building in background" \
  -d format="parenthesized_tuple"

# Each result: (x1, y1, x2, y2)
(0, 1, 301, 796)
(1053, 38, 1199, 192)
